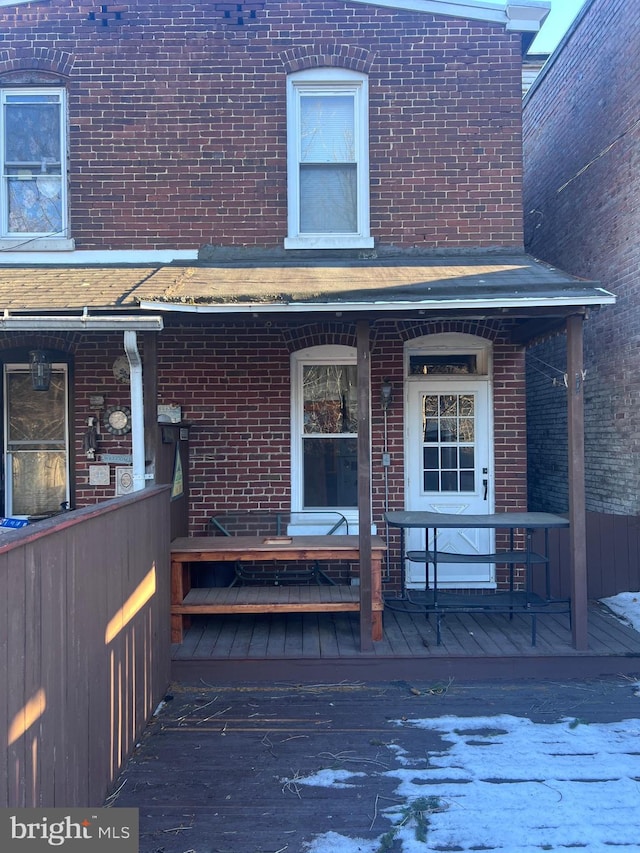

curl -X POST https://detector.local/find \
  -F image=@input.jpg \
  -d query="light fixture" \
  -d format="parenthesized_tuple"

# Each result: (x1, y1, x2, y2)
(29, 349, 52, 391)
(381, 378, 393, 410)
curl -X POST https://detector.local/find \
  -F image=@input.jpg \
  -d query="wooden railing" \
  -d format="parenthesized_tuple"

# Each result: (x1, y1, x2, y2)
(0, 486, 171, 807)
(532, 511, 640, 600)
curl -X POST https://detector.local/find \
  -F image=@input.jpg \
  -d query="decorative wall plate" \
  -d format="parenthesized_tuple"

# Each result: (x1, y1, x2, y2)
(104, 405, 132, 435)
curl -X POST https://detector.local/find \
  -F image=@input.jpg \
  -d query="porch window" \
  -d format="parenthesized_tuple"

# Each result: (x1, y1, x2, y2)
(285, 69, 373, 250)
(0, 88, 69, 245)
(292, 346, 358, 517)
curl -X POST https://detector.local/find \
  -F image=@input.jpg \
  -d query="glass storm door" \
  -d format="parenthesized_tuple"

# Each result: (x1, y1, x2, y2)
(405, 380, 493, 587)
(3, 364, 69, 517)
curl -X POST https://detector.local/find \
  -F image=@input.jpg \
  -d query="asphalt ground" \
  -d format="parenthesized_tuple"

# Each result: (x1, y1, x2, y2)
(108, 675, 640, 853)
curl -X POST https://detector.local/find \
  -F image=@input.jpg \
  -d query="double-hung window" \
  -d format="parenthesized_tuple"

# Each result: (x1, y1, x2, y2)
(1, 88, 70, 246)
(285, 69, 373, 250)
(291, 346, 359, 527)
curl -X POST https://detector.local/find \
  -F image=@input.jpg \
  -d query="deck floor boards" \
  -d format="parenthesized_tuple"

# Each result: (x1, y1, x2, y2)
(171, 599, 640, 682)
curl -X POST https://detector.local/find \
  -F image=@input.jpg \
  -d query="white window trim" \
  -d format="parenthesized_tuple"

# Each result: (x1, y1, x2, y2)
(285, 68, 373, 251)
(290, 344, 361, 531)
(405, 332, 493, 380)
(0, 87, 71, 247)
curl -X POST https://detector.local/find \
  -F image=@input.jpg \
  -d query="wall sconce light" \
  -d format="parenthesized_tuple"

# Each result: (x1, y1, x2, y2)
(381, 378, 393, 410)
(29, 349, 52, 392)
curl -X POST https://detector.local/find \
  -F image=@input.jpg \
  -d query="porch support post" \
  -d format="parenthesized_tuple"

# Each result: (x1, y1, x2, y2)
(357, 319, 373, 652)
(566, 313, 588, 650)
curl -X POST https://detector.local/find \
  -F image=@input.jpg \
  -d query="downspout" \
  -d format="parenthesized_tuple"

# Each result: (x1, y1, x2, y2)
(124, 330, 146, 492)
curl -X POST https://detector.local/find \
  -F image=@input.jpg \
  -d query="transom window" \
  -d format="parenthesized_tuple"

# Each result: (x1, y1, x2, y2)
(0, 88, 68, 243)
(285, 69, 373, 250)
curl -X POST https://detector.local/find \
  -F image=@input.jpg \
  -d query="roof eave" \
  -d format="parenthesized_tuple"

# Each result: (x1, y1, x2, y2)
(138, 290, 616, 315)
(0, 313, 164, 331)
(346, 0, 550, 31)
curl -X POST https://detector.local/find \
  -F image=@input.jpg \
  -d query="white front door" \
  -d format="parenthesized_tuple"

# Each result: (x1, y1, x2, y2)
(405, 379, 493, 587)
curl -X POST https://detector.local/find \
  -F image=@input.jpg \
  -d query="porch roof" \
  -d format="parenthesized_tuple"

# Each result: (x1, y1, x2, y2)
(0, 253, 615, 340)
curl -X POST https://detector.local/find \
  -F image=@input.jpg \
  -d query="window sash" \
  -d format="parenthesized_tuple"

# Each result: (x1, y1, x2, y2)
(292, 348, 359, 514)
(286, 70, 371, 249)
(1, 89, 66, 238)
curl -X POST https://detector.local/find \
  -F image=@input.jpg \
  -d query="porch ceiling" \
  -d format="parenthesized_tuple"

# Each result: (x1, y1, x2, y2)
(0, 253, 614, 342)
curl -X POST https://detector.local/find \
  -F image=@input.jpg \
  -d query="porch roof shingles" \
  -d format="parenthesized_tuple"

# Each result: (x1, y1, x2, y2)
(0, 265, 162, 311)
(0, 254, 613, 313)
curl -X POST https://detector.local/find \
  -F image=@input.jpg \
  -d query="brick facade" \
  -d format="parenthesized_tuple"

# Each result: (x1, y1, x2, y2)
(0, 0, 544, 594)
(523, 0, 640, 514)
(0, 0, 525, 252)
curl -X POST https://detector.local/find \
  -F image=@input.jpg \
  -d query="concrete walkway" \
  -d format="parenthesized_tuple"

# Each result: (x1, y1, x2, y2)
(108, 676, 640, 852)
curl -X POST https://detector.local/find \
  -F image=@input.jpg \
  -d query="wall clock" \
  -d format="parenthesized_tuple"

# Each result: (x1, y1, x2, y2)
(104, 405, 132, 435)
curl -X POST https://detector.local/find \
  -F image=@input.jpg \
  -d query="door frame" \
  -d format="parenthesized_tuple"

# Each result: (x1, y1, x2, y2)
(2, 351, 73, 517)
(402, 333, 495, 588)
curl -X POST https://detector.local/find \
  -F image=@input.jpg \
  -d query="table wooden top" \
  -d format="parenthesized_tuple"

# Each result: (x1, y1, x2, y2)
(384, 511, 570, 530)
(171, 534, 386, 559)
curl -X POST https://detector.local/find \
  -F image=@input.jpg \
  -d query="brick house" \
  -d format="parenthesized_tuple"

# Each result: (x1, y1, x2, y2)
(0, 0, 614, 647)
(523, 0, 638, 589)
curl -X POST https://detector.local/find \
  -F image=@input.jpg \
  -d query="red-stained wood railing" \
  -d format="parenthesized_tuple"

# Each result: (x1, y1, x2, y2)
(0, 486, 171, 807)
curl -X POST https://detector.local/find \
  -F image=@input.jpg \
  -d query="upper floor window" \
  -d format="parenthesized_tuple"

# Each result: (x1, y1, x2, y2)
(285, 69, 373, 251)
(1, 88, 70, 247)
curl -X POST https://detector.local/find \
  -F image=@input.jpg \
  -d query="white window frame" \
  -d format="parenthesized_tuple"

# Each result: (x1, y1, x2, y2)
(290, 344, 360, 532)
(0, 87, 73, 251)
(285, 68, 373, 251)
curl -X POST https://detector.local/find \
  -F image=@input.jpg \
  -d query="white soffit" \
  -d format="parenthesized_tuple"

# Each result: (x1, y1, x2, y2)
(346, 0, 550, 31)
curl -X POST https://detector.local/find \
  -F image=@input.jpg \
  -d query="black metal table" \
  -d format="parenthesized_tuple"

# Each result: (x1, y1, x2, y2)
(384, 511, 571, 645)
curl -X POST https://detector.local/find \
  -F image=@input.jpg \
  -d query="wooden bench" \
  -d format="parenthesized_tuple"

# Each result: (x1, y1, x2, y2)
(170, 534, 385, 643)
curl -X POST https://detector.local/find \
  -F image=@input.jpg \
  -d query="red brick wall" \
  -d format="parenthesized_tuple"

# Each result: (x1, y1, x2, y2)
(0, 0, 524, 252)
(0, 317, 527, 591)
(153, 319, 526, 592)
(523, 0, 640, 514)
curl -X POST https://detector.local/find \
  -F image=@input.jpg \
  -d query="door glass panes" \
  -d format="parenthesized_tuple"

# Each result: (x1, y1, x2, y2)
(299, 94, 357, 233)
(302, 364, 357, 508)
(3, 93, 63, 234)
(422, 393, 475, 492)
(5, 369, 68, 515)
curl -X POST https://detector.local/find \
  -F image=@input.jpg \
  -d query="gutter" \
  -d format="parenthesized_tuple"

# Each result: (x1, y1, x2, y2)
(138, 290, 616, 315)
(0, 312, 164, 331)
(124, 331, 146, 493)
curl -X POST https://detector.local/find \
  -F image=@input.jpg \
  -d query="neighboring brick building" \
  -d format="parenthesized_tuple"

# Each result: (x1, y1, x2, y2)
(0, 0, 612, 611)
(523, 0, 638, 516)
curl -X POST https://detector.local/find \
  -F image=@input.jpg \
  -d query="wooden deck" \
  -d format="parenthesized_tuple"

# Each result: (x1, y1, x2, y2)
(171, 596, 640, 683)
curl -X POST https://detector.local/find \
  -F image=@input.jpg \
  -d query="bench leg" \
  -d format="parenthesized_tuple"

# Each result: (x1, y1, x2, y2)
(372, 611, 382, 641)
(171, 559, 191, 644)
(171, 614, 185, 644)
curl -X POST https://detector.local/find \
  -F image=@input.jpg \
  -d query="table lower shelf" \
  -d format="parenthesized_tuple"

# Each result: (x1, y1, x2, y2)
(406, 550, 548, 564)
(418, 590, 570, 613)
